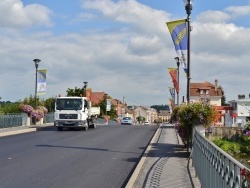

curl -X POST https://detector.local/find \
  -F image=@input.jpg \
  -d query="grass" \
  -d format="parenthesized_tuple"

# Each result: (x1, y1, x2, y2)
(213, 138, 250, 168)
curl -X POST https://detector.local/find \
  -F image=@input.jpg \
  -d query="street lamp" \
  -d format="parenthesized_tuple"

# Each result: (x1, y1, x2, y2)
(184, 0, 193, 103)
(33, 59, 41, 109)
(174, 57, 180, 106)
(83, 81, 88, 97)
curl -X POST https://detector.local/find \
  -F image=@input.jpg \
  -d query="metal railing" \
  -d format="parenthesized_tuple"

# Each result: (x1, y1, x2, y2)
(0, 113, 55, 129)
(0, 113, 117, 129)
(191, 127, 250, 188)
(44, 113, 54, 123)
(0, 114, 23, 129)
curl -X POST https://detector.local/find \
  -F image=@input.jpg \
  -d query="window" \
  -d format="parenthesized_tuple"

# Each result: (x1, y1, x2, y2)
(206, 90, 209, 95)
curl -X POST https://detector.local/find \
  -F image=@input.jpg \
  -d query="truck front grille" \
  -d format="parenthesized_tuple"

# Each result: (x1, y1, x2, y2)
(59, 114, 78, 119)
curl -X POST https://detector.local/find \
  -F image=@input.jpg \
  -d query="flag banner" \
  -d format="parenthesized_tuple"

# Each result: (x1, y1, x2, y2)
(106, 99, 111, 111)
(37, 69, 47, 95)
(168, 87, 175, 101)
(166, 19, 188, 73)
(168, 68, 179, 93)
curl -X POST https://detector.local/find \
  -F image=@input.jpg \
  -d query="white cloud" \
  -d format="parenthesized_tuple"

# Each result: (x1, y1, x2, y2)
(225, 5, 250, 18)
(196, 10, 231, 23)
(0, 0, 250, 106)
(0, 0, 52, 29)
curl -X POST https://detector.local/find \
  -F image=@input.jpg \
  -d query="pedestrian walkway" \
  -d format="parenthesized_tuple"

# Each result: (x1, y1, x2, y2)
(126, 124, 201, 188)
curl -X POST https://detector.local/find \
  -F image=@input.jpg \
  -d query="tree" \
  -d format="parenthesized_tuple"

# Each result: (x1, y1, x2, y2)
(1, 102, 20, 114)
(175, 102, 219, 151)
(66, 87, 84, 97)
(136, 116, 145, 124)
(97, 96, 117, 120)
(150, 104, 169, 112)
(44, 97, 56, 112)
(220, 86, 227, 106)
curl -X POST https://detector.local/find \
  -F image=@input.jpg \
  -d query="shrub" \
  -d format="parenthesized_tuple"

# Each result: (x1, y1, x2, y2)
(175, 102, 219, 145)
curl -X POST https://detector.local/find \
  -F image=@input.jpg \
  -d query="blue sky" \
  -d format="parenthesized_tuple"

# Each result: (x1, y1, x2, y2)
(1, 0, 250, 106)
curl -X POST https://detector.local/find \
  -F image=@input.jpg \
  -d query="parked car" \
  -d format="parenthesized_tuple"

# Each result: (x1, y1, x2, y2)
(121, 117, 133, 125)
(144, 121, 149, 125)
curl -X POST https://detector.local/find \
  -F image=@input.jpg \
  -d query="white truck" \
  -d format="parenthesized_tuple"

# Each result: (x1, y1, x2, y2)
(54, 96, 100, 131)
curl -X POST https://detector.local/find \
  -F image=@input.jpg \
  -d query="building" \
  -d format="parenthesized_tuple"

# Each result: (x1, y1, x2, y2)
(190, 79, 231, 126)
(228, 95, 250, 127)
(146, 108, 158, 124)
(158, 110, 171, 123)
(190, 79, 223, 105)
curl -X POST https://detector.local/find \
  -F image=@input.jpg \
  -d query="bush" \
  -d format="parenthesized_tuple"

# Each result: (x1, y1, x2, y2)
(175, 102, 219, 145)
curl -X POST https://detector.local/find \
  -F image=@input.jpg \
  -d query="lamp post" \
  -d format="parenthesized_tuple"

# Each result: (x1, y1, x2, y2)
(83, 81, 88, 97)
(174, 57, 180, 106)
(184, 0, 192, 103)
(33, 59, 41, 109)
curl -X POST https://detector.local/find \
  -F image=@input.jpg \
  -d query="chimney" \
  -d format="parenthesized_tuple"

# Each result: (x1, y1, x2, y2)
(215, 79, 218, 92)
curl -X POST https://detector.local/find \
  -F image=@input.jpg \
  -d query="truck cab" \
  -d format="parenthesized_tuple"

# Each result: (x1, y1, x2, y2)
(54, 97, 100, 131)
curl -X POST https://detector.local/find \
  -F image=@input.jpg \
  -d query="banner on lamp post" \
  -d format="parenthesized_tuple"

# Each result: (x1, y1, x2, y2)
(106, 99, 111, 111)
(37, 69, 47, 95)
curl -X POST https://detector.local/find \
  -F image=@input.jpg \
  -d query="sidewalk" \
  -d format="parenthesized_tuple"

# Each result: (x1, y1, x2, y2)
(126, 124, 201, 188)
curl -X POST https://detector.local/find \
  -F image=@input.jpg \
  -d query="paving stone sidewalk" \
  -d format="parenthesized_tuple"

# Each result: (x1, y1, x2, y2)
(127, 124, 201, 188)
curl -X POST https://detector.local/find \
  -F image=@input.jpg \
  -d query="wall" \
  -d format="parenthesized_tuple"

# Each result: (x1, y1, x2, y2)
(206, 127, 243, 141)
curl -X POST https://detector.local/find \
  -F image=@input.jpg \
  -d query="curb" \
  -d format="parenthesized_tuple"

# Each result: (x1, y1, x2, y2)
(0, 127, 37, 137)
(125, 124, 162, 188)
(0, 124, 54, 138)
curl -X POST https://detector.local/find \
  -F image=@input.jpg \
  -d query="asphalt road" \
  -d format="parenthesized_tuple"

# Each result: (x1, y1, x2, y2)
(0, 125, 158, 188)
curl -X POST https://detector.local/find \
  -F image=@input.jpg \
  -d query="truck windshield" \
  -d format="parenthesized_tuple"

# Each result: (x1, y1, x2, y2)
(56, 99, 82, 110)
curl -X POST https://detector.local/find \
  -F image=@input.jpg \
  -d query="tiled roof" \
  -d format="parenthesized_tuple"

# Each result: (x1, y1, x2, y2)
(91, 92, 106, 105)
(190, 81, 223, 97)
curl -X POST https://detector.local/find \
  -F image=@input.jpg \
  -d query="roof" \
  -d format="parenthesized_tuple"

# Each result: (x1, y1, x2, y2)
(190, 81, 223, 97)
(91, 92, 106, 105)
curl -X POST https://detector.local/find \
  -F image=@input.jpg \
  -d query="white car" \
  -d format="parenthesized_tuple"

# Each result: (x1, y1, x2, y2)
(121, 117, 133, 125)
(144, 121, 149, 125)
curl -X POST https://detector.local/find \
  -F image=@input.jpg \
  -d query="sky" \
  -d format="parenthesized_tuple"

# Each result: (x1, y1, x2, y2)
(1, 0, 250, 106)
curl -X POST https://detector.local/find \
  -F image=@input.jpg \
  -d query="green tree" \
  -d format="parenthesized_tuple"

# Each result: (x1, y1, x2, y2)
(66, 87, 84, 97)
(96, 95, 117, 120)
(44, 97, 56, 112)
(23, 95, 43, 108)
(175, 102, 219, 151)
(1, 102, 20, 113)
(136, 116, 145, 123)
(220, 86, 227, 106)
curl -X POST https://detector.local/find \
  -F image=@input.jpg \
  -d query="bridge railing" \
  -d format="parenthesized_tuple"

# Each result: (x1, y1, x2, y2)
(0, 113, 116, 129)
(191, 127, 250, 188)
(0, 113, 23, 129)
(0, 113, 55, 129)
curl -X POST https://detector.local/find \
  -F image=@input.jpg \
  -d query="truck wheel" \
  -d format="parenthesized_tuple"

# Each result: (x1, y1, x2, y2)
(58, 127, 63, 131)
(88, 123, 96, 129)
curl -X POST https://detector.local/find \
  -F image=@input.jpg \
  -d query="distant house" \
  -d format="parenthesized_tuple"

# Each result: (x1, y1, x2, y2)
(190, 79, 231, 126)
(228, 96, 250, 127)
(146, 108, 158, 124)
(89, 91, 106, 105)
(134, 106, 147, 124)
(190, 79, 223, 105)
(158, 110, 171, 123)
